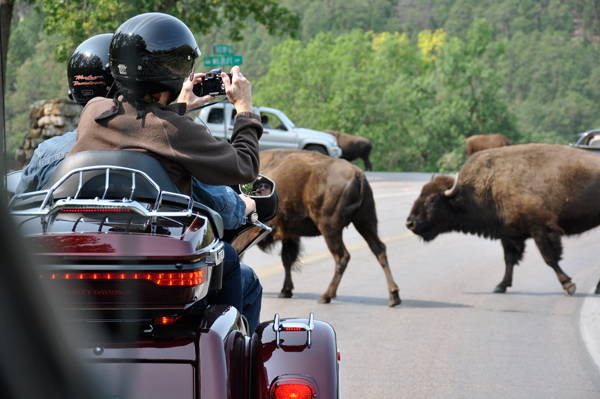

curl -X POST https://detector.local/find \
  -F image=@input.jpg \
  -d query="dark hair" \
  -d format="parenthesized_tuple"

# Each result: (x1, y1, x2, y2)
(115, 80, 162, 104)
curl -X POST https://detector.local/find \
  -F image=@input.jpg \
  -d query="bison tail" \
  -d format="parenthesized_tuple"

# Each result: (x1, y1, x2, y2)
(338, 171, 365, 219)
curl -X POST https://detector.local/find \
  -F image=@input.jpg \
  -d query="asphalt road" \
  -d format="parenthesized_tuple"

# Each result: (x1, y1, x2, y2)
(243, 172, 600, 399)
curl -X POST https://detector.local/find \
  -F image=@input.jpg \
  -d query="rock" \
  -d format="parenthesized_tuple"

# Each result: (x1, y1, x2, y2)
(16, 98, 81, 168)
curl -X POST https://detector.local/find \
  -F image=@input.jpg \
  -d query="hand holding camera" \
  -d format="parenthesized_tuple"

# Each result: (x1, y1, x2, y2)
(182, 66, 252, 114)
(193, 68, 232, 97)
(223, 66, 253, 114)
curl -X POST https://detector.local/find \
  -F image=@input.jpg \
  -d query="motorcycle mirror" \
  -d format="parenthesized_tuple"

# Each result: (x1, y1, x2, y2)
(240, 175, 276, 198)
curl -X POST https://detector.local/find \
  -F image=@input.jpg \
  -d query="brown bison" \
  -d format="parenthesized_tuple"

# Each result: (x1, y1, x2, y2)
(234, 149, 401, 306)
(406, 143, 600, 295)
(325, 130, 373, 171)
(465, 134, 512, 156)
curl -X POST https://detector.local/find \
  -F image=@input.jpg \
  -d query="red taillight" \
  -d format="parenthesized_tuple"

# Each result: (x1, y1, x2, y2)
(154, 316, 181, 325)
(59, 207, 131, 213)
(271, 378, 316, 399)
(39, 270, 205, 286)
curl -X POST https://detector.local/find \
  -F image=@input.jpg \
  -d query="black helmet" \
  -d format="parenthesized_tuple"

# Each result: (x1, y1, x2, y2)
(109, 13, 200, 101)
(67, 33, 114, 105)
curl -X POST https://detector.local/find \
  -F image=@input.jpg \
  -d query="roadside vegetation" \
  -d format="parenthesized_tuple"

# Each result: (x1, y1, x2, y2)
(5, 0, 600, 172)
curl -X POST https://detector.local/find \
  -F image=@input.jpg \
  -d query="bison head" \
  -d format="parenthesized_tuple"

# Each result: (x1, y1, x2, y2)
(406, 174, 460, 241)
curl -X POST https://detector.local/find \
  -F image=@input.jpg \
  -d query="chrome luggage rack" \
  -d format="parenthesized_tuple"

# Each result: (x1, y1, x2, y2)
(8, 165, 194, 220)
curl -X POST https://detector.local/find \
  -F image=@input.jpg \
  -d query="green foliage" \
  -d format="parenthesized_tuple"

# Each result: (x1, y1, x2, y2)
(7, 0, 600, 172)
(5, 9, 69, 158)
(254, 20, 517, 172)
(39, 0, 300, 62)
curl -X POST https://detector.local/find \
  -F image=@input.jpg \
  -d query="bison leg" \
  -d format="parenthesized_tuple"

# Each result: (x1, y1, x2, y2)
(531, 226, 575, 295)
(279, 238, 301, 298)
(496, 238, 526, 293)
(319, 231, 351, 304)
(353, 220, 401, 307)
(363, 157, 373, 172)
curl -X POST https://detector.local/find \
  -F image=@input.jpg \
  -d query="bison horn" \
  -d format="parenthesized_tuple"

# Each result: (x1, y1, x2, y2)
(444, 172, 459, 197)
(430, 174, 436, 181)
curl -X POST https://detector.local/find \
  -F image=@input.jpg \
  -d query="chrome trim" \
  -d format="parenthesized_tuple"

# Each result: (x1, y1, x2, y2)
(237, 223, 273, 257)
(205, 241, 225, 266)
(8, 165, 194, 218)
(273, 312, 315, 348)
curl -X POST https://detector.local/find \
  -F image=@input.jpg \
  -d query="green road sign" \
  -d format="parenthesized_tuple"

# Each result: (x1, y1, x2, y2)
(203, 56, 243, 67)
(213, 44, 233, 55)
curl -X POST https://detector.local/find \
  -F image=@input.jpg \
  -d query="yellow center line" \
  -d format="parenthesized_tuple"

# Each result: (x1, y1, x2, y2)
(254, 230, 415, 278)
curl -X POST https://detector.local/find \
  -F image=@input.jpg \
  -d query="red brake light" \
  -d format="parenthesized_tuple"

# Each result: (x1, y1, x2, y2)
(282, 327, 303, 331)
(59, 207, 131, 213)
(271, 378, 316, 399)
(39, 270, 205, 286)
(154, 316, 181, 325)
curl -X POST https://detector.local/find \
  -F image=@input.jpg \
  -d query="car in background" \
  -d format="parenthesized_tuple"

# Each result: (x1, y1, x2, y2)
(191, 103, 343, 158)
(571, 129, 600, 155)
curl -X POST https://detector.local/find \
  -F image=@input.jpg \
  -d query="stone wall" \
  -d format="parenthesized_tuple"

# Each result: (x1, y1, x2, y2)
(14, 98, 82, 170)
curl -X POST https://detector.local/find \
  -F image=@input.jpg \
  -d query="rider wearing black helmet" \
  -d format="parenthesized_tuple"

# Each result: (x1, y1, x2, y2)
(68, 13, 263, 330)
(67, 33, 115, 105)
(108, 12, 199, 108)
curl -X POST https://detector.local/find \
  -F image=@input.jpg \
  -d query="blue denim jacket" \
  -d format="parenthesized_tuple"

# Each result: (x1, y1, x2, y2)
(14, 130, 247, 229)
(15, 130, 77, 194)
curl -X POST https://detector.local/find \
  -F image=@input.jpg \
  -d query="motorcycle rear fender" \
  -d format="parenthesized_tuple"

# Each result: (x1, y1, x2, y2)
(251, 316, 340, 399)
(76, 305, 248, 399)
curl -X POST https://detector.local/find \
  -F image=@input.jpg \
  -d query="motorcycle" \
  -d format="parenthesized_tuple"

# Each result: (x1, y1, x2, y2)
(8, 150, 341, 399)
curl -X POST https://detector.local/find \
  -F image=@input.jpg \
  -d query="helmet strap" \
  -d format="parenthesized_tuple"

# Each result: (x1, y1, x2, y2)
(135, 99, 148, 120)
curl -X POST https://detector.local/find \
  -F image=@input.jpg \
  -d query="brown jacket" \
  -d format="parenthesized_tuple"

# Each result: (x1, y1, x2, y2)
(68, 97, 263, 195)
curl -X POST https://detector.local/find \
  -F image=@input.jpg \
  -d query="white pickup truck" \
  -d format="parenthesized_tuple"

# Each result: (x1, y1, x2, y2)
(572, 129, 600, 155)
(191, 103, 342, 158)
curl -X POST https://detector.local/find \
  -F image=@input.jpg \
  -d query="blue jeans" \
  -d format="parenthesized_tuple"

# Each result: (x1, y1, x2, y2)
(211, 244, 262, 334)
(241, 262, 262, 334)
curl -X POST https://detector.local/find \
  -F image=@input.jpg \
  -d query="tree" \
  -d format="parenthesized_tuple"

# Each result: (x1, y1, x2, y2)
(1, 0, 16, 89)
(39, 0, 300, 62)
(254, 19, 518, 172)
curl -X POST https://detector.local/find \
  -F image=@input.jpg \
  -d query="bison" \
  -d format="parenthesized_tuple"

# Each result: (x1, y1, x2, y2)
(234, 149, 401, 307)
(465, 134, 512, 156)
(324, 130, 373, 171)
(406, 143, 600, 295)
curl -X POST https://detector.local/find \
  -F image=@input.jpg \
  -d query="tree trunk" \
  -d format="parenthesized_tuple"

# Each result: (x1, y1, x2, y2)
(1, 0, 15, 87)
(0, 0, 14, 177)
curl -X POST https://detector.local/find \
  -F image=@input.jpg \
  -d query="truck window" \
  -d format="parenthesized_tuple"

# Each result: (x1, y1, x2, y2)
(261, 112, 286, 131)
(207, 108, 224, 124)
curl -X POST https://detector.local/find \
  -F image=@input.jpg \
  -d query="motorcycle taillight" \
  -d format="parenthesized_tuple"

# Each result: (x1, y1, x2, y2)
(270, 377, 317, 399)
(154, 316, 182, 325)
(39, 270, 206, 286)
(59, 206, 132, 213)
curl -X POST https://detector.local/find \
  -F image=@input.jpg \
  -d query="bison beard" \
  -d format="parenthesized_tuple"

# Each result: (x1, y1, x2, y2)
(233, 149, 401, 307)
(406, 143, 600, 295)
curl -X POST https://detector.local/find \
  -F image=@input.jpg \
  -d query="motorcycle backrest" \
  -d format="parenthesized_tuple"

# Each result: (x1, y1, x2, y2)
(43, 150, 224, 238)
(45, 150, 179, 196)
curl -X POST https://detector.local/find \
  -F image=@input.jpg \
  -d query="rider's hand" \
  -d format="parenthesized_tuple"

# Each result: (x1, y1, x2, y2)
(177, 72, 215, 111)
(222, 66, 253, 114)
(239, 194, 256, 216)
